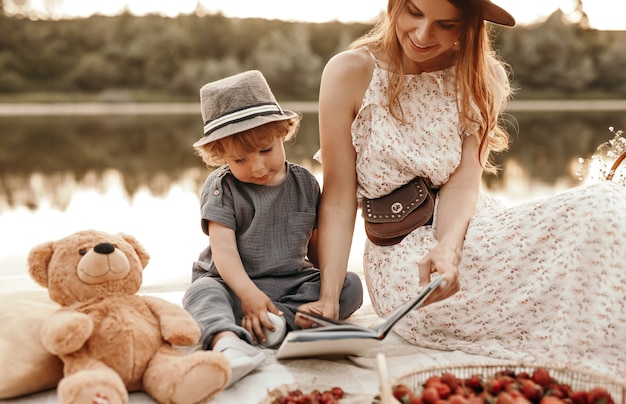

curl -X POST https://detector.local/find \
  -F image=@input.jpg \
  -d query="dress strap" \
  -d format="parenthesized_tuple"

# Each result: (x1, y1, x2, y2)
(363, 46, 380, 68)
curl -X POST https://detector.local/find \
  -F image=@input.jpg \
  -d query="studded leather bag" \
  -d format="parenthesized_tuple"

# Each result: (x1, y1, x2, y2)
(362, 177, 437, 246)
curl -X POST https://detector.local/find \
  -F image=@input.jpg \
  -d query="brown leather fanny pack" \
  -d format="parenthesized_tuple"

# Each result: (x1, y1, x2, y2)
(362, 177, 436, 246)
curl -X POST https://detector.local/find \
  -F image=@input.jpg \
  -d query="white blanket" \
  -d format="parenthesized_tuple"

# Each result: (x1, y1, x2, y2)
(2, 292, 498, 404)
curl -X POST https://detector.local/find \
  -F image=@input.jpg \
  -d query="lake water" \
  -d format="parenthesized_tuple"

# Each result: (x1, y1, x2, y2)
(1, 103, 625, 293)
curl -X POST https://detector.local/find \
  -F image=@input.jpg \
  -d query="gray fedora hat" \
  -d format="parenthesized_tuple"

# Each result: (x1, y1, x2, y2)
(193, 70, 298, 147)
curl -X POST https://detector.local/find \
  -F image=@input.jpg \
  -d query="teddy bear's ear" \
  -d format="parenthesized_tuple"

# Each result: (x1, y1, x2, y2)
(27, 241, 54, 288)
(119, 233, 150, 269)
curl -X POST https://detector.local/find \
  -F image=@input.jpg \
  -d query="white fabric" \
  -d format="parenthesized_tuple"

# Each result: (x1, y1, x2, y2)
(4, 298, 500, 404)
(353, 56, 626, 378)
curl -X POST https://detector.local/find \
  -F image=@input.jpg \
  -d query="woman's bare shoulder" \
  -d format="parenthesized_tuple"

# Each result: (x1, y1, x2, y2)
(324, 48, 374, 77)
(322, 48, 375, 97)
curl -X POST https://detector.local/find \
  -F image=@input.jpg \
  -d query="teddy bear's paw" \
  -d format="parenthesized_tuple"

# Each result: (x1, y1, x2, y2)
(57, 370, 128, 404)
(175, 351, 231, 403)
(42, 311, 94, 355)
(145, 351, 231, 404)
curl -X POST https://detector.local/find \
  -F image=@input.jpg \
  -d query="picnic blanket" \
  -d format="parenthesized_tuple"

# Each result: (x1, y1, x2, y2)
(1, 286, 499, 404)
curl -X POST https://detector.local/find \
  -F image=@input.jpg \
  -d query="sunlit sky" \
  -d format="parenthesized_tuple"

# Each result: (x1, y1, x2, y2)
(20, 0, 626, 30)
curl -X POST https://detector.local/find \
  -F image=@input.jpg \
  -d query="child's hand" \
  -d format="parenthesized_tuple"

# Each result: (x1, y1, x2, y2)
(239, 289, 282, 345)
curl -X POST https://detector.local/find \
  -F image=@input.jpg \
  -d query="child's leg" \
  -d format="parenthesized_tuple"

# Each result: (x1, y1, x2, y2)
(183, 277, 265, 387)
(183, 277, 249, 349)
(212, 334, 264, 388)
(270, 269, 365, 327)
(337, 271, 365, 319)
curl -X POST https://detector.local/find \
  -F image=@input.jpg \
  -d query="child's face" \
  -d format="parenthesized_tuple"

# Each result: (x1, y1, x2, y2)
(223, 135, 287, 186)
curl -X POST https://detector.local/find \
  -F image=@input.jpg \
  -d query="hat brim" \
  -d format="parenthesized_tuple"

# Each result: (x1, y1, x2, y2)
(193, 110, 299, 148)
(483, 2, 515, 27)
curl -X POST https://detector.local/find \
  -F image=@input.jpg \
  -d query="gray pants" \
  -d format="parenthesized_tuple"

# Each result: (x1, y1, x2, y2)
(183, 269, 363, 349)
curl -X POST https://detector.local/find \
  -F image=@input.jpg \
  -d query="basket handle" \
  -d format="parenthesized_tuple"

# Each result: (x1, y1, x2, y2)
(606, 150, 626, 181)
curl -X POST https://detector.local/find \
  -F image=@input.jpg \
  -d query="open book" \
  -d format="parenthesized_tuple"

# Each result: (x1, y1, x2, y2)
(275, 275, 445, 360)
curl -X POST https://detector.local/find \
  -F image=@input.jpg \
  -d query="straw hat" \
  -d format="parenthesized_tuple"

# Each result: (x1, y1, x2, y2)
(194, 70, 298, 147)
(475, 0, 516, 26)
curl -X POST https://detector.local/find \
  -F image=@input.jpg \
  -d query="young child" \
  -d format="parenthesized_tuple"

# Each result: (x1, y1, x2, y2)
(183, 70, 363, 387)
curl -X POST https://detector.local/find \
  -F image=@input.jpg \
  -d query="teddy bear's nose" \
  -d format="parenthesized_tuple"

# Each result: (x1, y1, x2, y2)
(94, 243, 115, 254)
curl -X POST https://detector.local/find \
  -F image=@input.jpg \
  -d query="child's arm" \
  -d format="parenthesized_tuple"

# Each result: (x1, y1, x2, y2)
(307, 228, 320, 268)
(207, 220, 282, 345)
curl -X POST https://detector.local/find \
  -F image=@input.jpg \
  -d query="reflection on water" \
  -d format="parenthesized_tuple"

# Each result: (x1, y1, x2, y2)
(1, 110, 624, 292)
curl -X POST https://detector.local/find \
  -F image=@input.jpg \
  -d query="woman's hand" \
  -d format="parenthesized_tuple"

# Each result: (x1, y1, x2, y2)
(294, 300, 339, 329)
(417, 134, 484, 304)
(417, 243, 460, 304)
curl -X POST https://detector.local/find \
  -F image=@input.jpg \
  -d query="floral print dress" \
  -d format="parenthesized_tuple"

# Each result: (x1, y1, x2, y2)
(353, 51, 626, 377)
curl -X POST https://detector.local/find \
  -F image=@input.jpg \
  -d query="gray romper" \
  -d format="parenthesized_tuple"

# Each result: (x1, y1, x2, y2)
(183, 162, 363, 349)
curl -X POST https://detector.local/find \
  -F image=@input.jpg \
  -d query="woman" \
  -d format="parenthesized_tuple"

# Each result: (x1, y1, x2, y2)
(297, 0, 626, 376)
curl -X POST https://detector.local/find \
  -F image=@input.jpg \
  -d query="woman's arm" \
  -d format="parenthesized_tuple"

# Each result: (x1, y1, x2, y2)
(296, 49, 372, 322)
(306, 228, 319, 268)
(418, 133, 485, 302)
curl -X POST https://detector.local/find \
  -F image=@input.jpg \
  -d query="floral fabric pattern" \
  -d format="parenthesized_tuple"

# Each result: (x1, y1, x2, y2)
(353, 55, 626, 377)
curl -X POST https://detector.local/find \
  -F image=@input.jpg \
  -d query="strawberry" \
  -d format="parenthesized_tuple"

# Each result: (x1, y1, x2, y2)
(487, 378, 506, 395)
(425, 376, 442, 388)
(544, 383, 565, 399)
(586, 387, 615, 404)
(570, 390, 588, 404)
(393, 384, 414, 402)
(441, 373, 460, 391)
(433, 382, 452, 400)
(409, 396, 423, 404)
(465, 374, 484, 393)
(422, 386, 440, 404)
(531, 369, 553, 388)
(449, 394, 470, 404)
(539, 397, 564, 404)
(521, 379, 544, 402)
(497, 392, 517, 404)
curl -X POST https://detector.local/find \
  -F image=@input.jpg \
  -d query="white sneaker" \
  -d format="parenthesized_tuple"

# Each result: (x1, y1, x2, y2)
(260, 312, 287, 348)
(213, 337, 265, 388)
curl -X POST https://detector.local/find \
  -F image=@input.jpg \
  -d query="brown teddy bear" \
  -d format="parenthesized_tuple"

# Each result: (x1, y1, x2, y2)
(27, 229, 231, 404)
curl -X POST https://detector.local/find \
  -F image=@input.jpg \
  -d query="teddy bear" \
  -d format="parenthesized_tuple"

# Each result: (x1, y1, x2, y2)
(27, 229, 231, 404)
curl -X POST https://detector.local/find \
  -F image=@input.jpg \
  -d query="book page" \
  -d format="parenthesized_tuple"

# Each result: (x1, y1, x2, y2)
(275, 333, 380, 359)
(275, 275, 445, 360)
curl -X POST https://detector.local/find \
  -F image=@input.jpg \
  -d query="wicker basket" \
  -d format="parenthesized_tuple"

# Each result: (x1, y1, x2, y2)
(606, 150, 626, 181)
(394, 361, 626, 404)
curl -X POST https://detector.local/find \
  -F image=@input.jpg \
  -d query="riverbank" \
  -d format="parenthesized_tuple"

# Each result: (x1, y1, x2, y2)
(1, 99, 626, 116)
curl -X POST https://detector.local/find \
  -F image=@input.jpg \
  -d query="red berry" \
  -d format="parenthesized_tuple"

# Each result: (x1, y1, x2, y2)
(531, 369, 553, 388)
(521, 380, 544, 401)
(425, 376, 442, 388)
(465, 374, 484, 393)
(570, 390, 587, 404)
(539, 397, 564, 404)
(497, 391, 517, 404)
(422, 386, 440, 404)
(449, 394, 470, 404)
(433, 382, 452, 400)
(587, 387, 615, 404)
(441, 373, 460, 390)
(320, 390, 338, 403)
(410, 396, 423, 404)
(330, 387, 344, 399)
(393, 384, 414, 401)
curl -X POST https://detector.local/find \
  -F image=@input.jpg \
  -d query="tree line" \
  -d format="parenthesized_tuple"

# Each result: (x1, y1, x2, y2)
(0, 9, 625, 101)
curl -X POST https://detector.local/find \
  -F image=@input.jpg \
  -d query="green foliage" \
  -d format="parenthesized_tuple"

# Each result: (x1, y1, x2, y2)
(0, 11, 624, 100)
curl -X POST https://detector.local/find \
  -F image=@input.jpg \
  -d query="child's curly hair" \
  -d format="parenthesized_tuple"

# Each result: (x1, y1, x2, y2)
(195, 115, 302, 167)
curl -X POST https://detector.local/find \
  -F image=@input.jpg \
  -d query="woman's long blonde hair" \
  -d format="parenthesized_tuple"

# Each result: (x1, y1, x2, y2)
(350, 0, 512, 173)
